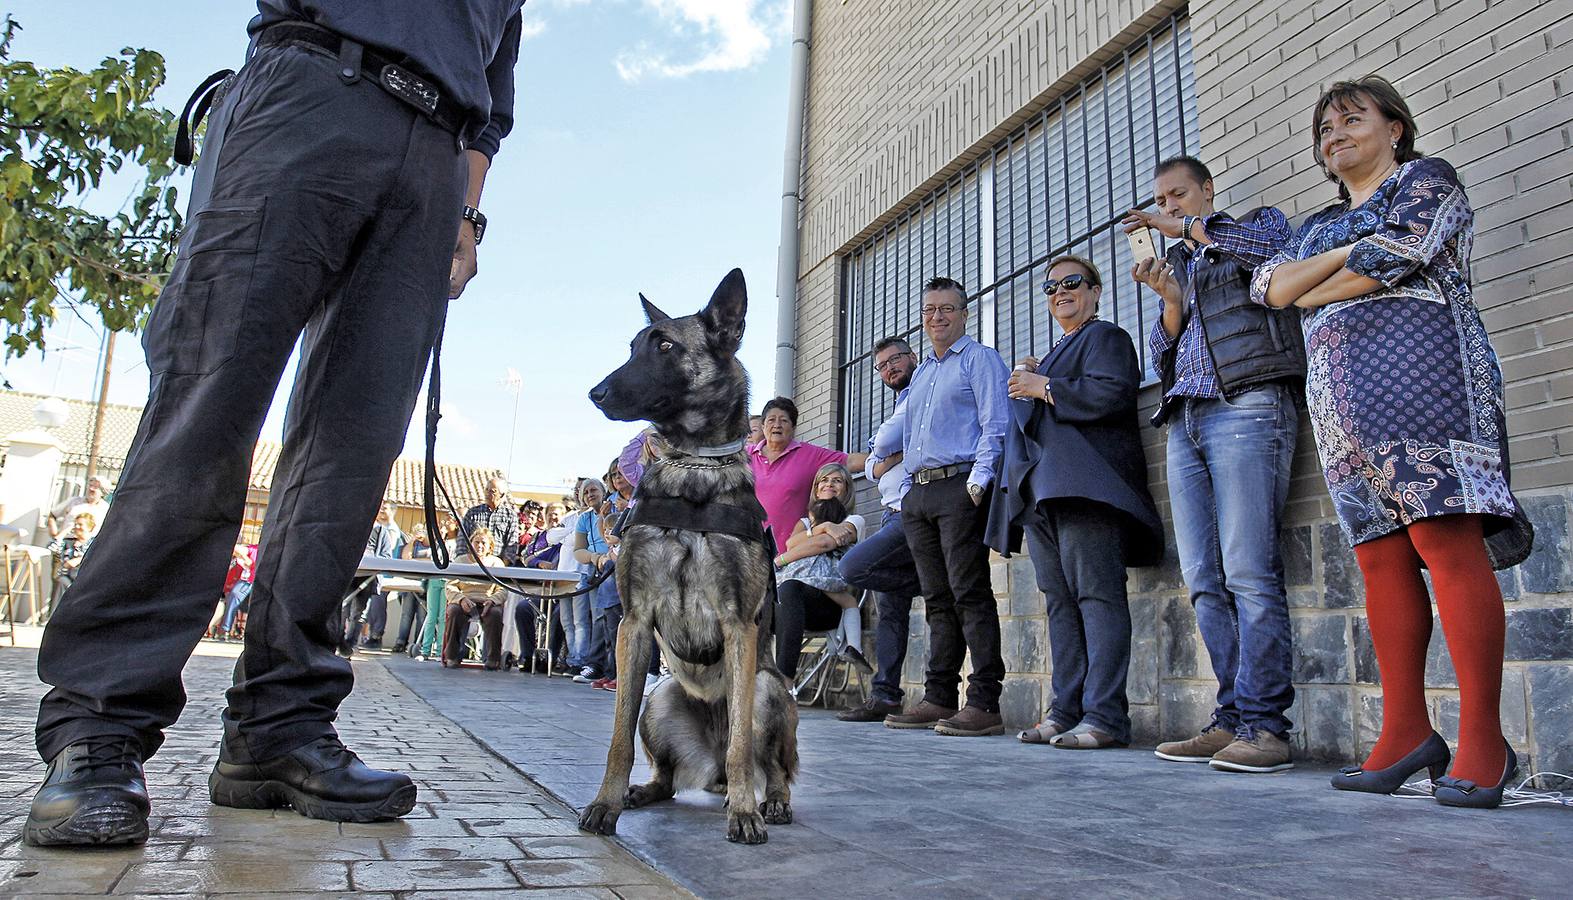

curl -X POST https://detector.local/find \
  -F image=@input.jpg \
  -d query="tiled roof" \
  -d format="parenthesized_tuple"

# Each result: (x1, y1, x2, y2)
(0, 391, 144, 470)
(248, 441, 501, 510)
(0, 391, 501, 508)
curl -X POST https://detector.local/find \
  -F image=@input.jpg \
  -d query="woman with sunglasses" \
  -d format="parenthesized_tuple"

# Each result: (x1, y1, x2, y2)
(987, 255, 1163, 750)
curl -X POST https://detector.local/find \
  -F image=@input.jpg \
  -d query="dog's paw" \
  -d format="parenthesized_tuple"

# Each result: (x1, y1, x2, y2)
(726, 809, 768, 844)
(759, 799, 793, 825)
(577, 801, 621, 835)
(624, 783, 672, 809)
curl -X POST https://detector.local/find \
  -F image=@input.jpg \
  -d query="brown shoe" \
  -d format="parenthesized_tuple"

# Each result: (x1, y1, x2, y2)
(1209, 728, 1294, 774)
(837, 698, 903, 722)
(934, 706, 1005, 737)
(1154, 724, 1235, 763)
(883, 700, 957, 730)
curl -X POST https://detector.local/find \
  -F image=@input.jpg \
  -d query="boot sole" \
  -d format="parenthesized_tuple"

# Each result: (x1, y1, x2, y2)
(1154, 750, 1219, 763)
(933, 724, 1005, 737)
(208, 774, 417, 823)
(1208, 758, 1295, 774)
(24, 800, 149, 847)
(884, 719, 944, 729)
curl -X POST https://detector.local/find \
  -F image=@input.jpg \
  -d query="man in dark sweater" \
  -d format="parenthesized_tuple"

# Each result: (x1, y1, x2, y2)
(27, 1, 525, 847)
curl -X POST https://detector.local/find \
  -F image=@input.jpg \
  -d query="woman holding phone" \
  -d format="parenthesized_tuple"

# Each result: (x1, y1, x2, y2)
(986, 255, 1163, 750)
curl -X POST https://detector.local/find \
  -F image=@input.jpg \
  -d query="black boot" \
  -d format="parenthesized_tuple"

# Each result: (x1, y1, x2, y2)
(209, 735, 416, 823)
(24, 736, 150, 847)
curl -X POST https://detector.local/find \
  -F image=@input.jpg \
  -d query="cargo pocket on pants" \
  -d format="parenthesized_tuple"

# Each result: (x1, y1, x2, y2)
(143, 198, 265, 376)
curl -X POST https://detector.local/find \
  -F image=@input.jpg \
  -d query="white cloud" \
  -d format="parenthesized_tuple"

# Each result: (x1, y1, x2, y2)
(615, 0, 787, 82)
(520, 18, 547, 41)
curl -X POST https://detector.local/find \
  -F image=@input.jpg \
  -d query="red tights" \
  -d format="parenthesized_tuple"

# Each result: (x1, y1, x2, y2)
(1353, 515, 1506, 785)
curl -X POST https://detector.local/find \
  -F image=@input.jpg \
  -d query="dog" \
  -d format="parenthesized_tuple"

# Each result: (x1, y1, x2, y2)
(580, 268, 798, 845)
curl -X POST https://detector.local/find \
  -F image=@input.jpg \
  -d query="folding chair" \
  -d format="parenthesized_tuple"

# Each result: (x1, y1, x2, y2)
(790, 515, 873, 708)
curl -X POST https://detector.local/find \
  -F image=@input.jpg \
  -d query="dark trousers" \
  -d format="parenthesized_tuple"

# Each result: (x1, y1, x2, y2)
(774, 580, 844, 679)
(902, 474, 1004, 711)
(1024, 502, 1132, 743)
(365, 592, 390, 644)
(394, 591, 425, 648)
(512, 600, 538, 667)
(444, 602, 505, 668)
(838, 507, 921, 704)
(35, 40, 466, 763)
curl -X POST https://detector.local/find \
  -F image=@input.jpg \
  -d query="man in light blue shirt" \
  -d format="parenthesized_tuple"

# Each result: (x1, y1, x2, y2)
(882, 277, 1011, 736)
(836, 337, 923, 722)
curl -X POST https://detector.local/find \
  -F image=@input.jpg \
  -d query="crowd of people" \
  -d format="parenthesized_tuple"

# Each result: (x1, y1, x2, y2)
(306, 76, 1524, 814)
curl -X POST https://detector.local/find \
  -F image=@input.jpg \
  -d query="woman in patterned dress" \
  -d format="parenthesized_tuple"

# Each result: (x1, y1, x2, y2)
(1253, 76, 1531, 809)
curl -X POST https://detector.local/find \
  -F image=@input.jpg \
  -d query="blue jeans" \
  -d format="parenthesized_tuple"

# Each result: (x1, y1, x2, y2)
(838, 508, 922, 704)
(1024, 502, 1131, 744)
(220, 580, 253, 633)
(1167, 385, 1297, 736)
(560, 591, 593, 669)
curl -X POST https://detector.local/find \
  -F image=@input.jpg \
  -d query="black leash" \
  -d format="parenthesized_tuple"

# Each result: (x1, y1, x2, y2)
(421, 322, 614, 604)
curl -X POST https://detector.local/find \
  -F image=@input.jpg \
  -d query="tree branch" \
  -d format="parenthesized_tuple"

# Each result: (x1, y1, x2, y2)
(66, 252, 166, 288)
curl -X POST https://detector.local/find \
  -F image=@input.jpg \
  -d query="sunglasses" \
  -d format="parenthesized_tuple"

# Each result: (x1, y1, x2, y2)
(1042, 273, 1095, 294)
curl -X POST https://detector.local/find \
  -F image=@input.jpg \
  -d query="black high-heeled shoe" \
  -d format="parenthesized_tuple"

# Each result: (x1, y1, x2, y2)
(1434, 742, 1517, 810)
(1331, 731, 1450, 794)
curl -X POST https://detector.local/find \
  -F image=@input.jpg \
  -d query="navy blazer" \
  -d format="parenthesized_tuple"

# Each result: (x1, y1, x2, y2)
(984, 319, 1164, 567)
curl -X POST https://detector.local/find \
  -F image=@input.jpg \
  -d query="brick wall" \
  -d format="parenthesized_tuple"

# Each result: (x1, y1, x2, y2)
(791, 0, 1573, 774)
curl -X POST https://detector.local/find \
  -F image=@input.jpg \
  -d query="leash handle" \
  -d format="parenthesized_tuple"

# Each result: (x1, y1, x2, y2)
(174, 68, 235, 166)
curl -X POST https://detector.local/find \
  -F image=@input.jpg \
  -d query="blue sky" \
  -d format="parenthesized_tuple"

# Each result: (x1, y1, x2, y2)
(2, 0, 791, 489)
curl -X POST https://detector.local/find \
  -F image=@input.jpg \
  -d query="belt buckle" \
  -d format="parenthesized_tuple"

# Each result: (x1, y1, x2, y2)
(380, 63, 439, 115)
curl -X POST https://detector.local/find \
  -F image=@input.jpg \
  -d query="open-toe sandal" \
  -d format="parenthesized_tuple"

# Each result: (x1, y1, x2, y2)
(1018, 720, 1070, 744)
(1049, 727, 1122, 749)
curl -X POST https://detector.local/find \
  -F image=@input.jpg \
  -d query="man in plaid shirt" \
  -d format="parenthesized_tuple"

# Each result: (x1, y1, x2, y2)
(462, 477, 521, 565)
(1123, 155, 1305, 776)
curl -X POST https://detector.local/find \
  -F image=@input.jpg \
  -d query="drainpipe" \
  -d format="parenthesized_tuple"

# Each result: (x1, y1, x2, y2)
(773, 0, 813, 399)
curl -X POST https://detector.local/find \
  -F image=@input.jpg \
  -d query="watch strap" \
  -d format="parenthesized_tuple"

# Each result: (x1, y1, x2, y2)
(462, 205, 487, 245)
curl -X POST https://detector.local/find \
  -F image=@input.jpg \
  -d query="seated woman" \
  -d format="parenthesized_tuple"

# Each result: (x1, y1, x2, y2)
(772, 463, 870, 679)
(987, 254, 1163, 749)
(441, 526, 507, 670)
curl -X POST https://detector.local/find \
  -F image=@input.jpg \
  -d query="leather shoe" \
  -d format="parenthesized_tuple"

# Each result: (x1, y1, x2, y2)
(934, 705, 1005, 737)
(209, 735, 416, 823)
(883, 699, 957, 729)
(1331, 731, 1449, 794)
(24, 736, 150, 847)
(837, 698, 902, 722)
(1435, 742, 1517, 810)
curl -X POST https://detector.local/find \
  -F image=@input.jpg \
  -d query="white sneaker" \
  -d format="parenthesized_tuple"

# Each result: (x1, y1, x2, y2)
(573, 667, 595, 684)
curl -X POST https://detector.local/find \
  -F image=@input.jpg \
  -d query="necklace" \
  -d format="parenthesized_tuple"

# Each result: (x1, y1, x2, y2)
(1054, 316, 1097, 347)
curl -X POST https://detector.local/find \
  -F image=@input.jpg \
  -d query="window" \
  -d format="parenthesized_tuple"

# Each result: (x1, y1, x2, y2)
(837, 14, 1198, 453)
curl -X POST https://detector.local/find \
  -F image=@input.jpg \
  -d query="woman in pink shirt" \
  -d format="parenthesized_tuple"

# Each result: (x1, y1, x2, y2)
(747, 397, 867, 554)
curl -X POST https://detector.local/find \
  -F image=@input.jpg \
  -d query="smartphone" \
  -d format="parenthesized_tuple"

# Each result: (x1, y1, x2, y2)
(1127, 226, 1158, 263)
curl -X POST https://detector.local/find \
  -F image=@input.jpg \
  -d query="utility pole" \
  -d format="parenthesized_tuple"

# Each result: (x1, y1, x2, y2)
(84, 330, 115, 484)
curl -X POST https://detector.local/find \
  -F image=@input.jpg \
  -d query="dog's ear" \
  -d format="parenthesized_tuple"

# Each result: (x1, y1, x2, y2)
(640, 293, 671, 324)
(699, 268, 747, 354)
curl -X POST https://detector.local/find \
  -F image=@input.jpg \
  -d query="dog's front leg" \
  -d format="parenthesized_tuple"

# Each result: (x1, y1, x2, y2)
(578, 616, 653, 836)
(722, 619, 767, 844)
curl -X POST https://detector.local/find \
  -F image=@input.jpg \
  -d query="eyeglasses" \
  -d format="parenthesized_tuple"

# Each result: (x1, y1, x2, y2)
(920, 304, 962, 319)
(873, 351, 913, 373)
(1042, 274, 1094, 294)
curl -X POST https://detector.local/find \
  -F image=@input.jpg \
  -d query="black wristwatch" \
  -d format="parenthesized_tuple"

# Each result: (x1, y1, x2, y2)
(462, 205, 487, 245)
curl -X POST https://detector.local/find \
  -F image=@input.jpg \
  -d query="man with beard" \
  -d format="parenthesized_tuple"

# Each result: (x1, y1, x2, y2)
(835, 336, 927, 721)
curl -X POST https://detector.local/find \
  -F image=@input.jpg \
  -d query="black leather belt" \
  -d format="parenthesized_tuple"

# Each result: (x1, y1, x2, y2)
(911, 462, 973, 485)
(258, 23, 468, 141)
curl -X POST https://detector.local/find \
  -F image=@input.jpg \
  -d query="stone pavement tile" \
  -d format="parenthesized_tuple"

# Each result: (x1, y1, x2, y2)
(179, 836, 385, 861)
(379, 836, 522, 860)
(611, 886, 698, 900)
(512, 836, 621, 859)
(462, 816, 585, 838)
(405, 890, 620, 900)
(507, 857, 671, 889)
(1, 838, 186, 863)
(341, 817, 472, 838)
(114, 860, 351, 894)
(349, 858, 522, 891)
(153, 810, 344, 841)
(0, 857, 129, 896)
(429, 801, 565, 820)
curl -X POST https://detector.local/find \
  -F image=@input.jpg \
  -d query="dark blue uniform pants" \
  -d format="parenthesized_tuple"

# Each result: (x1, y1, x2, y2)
(36, 40, 466, 764)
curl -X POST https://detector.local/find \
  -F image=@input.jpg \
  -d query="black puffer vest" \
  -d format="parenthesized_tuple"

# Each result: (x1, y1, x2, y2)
(1151, 207, 1306, 427)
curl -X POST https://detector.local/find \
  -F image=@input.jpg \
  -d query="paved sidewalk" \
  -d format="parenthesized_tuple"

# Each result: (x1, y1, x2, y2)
(388, 658, 1572, 900)
(0, 641, 688, 898)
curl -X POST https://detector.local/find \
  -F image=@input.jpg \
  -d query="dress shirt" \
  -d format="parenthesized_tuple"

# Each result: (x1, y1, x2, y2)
(898, 333, 1011, 491)
(864, 388, 911, 511)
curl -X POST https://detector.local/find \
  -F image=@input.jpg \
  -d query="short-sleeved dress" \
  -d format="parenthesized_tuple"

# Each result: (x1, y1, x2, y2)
(1252, 157, 1532, 567)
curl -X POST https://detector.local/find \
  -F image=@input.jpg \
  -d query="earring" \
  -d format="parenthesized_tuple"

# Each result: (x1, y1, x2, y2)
(1391, 141, 1398, 149)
